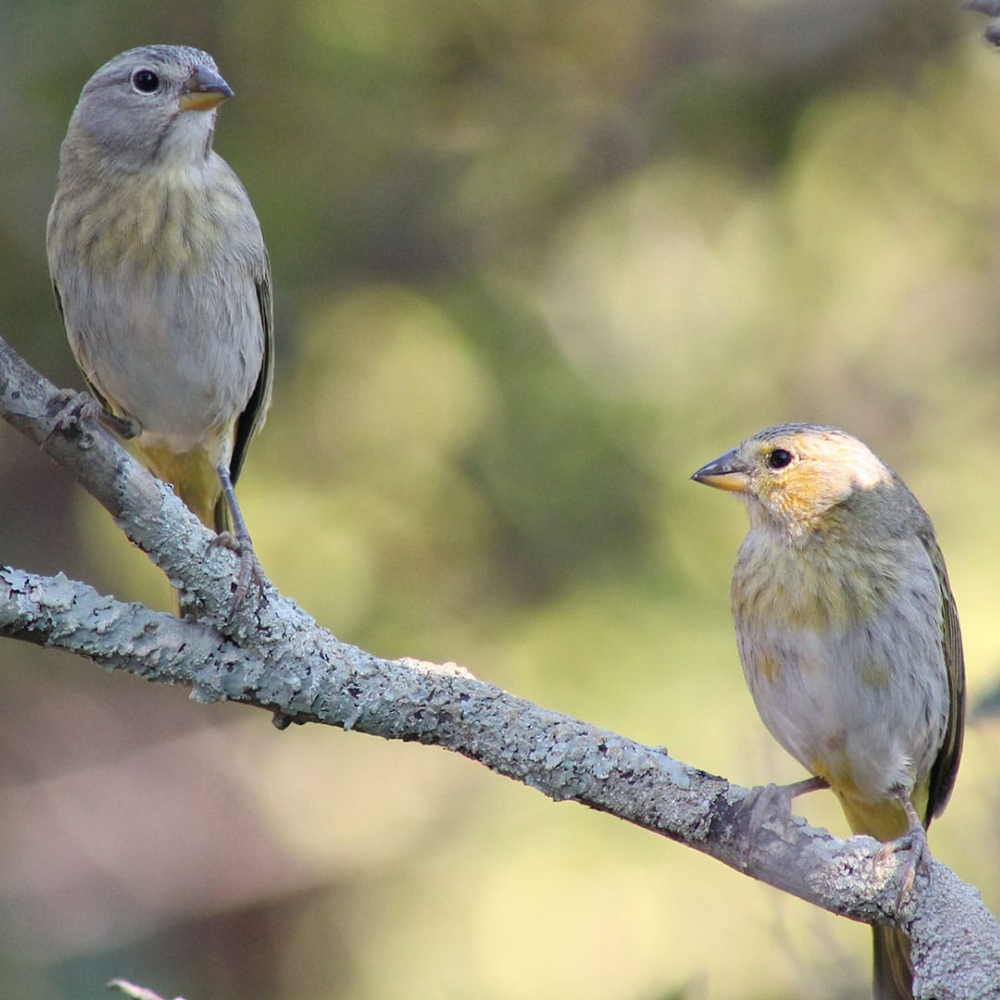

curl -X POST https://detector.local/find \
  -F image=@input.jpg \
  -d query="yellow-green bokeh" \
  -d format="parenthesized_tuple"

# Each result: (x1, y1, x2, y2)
(2, 4, 1000, 998)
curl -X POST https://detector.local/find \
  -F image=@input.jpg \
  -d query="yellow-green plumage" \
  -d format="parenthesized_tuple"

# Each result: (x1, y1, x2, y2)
(693, 423, 965, 1000)
(140, 438, 234, 534)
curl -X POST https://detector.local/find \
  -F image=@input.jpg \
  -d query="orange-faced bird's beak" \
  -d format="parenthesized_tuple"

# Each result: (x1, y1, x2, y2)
(691, 448, 751, 493)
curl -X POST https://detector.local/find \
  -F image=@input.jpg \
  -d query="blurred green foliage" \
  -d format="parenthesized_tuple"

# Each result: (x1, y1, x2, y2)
(3, 2, 1000, 998)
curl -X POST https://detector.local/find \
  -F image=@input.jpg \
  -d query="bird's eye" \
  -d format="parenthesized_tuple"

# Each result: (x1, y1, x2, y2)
(768, 448, 794, 470)
(131, 69, 161, 94)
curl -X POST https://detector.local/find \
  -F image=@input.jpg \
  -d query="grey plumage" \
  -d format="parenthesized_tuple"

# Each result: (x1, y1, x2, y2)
(47, 45, 273, 537)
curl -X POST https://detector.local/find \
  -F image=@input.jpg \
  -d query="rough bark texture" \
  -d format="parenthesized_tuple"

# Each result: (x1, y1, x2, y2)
(1, 334, 998, 999)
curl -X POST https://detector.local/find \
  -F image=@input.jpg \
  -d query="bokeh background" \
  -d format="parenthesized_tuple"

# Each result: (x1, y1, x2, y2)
(2, 1, 1000, 997)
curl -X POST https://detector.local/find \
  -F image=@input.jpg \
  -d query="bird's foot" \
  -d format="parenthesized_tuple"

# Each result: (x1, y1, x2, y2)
(46, 389, 140, 443)
(876, 794, 930, 911)
(209, 529, 266, 625)
(46, 389, 98, 447)
(209, 463, 267, 625)
(739, 775, 829, 869)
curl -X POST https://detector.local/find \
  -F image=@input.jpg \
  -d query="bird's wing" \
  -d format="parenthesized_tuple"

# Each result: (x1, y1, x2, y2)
(229, 252, 274, 486)
(53, 280, 114, 413)
(921, 528, 966, 824)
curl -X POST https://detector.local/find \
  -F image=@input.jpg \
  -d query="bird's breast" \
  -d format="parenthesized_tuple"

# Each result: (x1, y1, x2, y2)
(731, 529, 949, 808)
(77, 171, 227, 275)
(732, 532, 901, 631)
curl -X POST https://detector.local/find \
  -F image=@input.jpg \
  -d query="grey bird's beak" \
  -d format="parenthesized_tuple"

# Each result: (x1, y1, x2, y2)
(691, 448, 751, 493)
(179, 65, 234, 112)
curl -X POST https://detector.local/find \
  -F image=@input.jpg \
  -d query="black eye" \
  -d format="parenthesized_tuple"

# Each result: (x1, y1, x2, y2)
(131, 68, 161, 94)
(767, 448, 794, 470)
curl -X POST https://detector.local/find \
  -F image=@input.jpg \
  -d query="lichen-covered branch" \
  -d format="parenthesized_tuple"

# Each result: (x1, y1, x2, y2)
(1, 334, 997, 999)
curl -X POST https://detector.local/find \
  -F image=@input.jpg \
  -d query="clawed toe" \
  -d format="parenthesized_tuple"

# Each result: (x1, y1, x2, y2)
(209, 530, 244, 554)
(46, 389, 97, 444)
(878, 828, 930, 911)
(874, 792, 931, 910)
(739, 775, 828, 868)
(46, 389, 140, 443)
(210, 530, 266, 625)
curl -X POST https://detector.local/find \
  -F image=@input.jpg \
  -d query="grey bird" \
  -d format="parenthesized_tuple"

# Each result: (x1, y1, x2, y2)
(47, 44, 273, 607)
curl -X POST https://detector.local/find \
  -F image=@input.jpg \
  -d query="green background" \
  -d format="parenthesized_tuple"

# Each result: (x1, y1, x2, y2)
(1, 2, 999, 997)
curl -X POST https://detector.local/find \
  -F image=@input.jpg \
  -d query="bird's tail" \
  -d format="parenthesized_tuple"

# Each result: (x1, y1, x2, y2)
(872, 924, 913, 1000)
(836, 791, 922, 1000)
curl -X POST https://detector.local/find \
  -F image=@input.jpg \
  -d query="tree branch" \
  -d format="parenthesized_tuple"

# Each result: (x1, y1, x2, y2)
(1, 334, 997, 999)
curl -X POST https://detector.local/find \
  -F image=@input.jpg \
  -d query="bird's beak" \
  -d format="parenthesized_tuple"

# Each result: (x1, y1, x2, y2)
(691, 448, 751, 493)
(179, 65, 234, 111)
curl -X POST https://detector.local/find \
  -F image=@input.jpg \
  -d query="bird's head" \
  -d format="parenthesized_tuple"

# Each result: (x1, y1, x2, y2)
(691, 423, 896, 538)
(64, 45, 233, 172)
